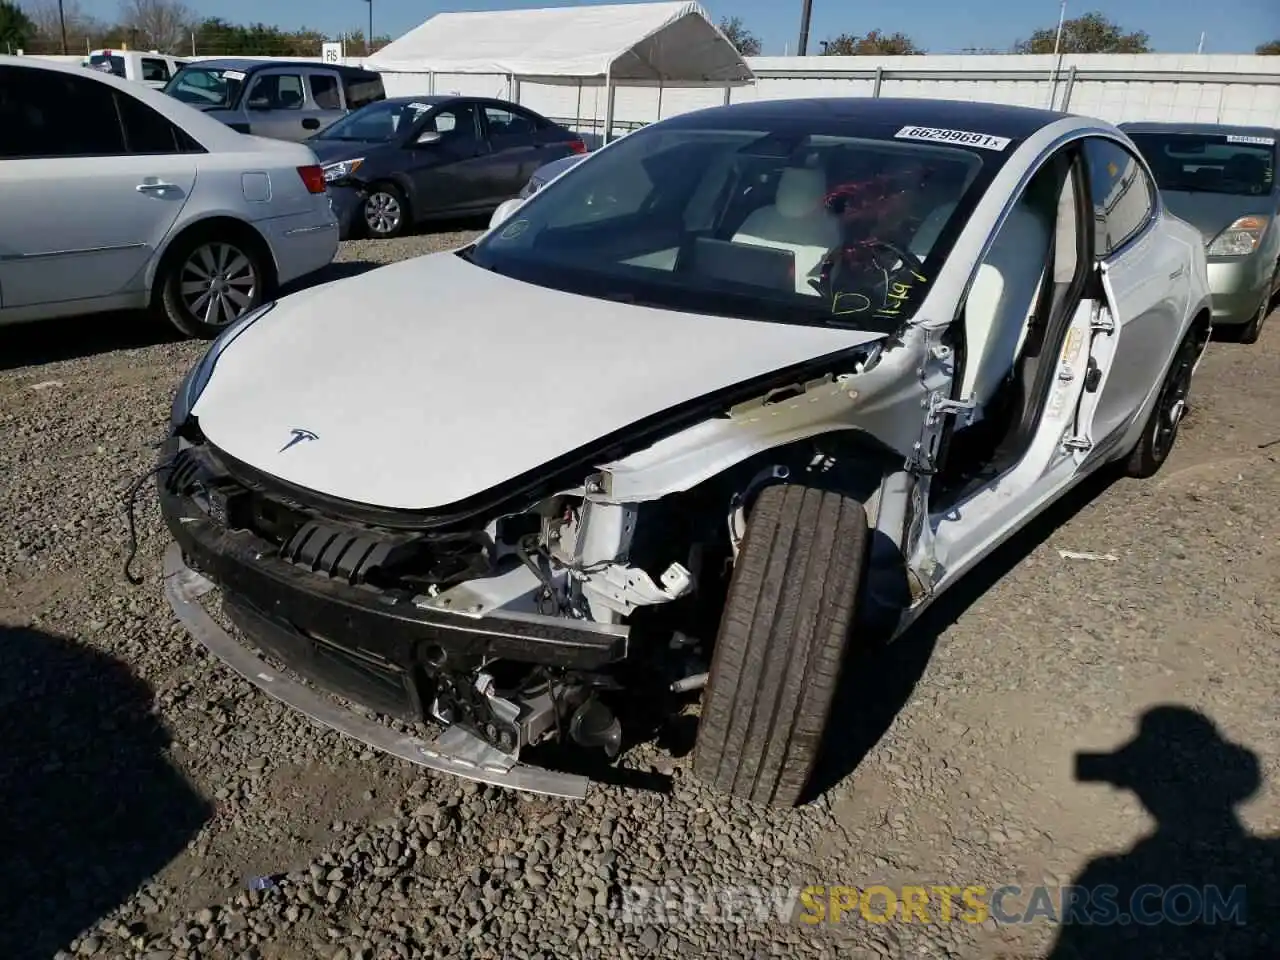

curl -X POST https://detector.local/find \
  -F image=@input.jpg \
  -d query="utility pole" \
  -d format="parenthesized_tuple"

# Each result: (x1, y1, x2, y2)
(1196, 31, 1205, 54)
(797, 0, 813, 56)
(362, 0, 373, 56)
(57, 0, 68, 54)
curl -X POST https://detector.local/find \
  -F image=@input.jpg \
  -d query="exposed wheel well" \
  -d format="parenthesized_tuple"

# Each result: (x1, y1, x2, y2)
(150, 217, 278, 306)
(1191, 306, 1212, 342)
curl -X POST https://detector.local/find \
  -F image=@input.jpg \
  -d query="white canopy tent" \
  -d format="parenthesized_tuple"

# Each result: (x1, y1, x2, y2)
(365, 2, 753, 142)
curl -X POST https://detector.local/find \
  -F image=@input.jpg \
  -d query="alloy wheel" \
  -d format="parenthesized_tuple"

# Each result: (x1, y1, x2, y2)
(364, 191, 402, 236)
(1150, 343, 1194, 463)
(179, 242, 259, 329)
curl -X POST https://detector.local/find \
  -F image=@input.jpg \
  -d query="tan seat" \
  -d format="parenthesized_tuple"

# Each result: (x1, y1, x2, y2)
(960, 201, 1053, 411)
(732, 167, 841, 296)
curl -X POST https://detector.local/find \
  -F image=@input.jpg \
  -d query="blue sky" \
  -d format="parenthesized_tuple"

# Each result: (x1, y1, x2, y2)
(73, 0, 1278, 54)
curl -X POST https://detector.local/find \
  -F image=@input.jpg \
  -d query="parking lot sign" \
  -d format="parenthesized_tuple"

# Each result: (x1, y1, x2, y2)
(321, 42, 343, 64)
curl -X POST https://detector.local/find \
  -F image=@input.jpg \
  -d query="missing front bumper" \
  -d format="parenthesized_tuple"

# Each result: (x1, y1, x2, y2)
(162, 544, 590, 800)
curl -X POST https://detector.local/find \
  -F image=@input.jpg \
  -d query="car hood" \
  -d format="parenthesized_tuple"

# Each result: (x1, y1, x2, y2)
(1159, 190, 1274, 241)
(191, 253, 884, 511)
(309, 138, 389, 164)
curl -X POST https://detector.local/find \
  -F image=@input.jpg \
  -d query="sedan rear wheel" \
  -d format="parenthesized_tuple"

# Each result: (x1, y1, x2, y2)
(1124, 329, 1199, 478)
(159, 235, 268, 339)
(363, 184, 407, 239)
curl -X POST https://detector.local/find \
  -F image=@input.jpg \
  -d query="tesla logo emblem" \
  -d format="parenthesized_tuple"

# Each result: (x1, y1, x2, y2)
(278, 428, 318, 453)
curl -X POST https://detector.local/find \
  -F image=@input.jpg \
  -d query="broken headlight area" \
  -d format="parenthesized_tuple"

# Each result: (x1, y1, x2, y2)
(158, 436, 723, 763)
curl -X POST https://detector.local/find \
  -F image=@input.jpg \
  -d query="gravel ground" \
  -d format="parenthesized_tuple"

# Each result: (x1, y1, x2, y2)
(2, 229, 1278, 960)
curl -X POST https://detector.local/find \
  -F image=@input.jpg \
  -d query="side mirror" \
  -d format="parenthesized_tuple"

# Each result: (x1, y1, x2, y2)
(489, 197, 525, 231)
(416, 130, 442, 145)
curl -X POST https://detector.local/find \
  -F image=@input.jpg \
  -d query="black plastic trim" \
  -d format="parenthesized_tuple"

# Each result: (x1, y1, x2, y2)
(159, 482, 628, 672)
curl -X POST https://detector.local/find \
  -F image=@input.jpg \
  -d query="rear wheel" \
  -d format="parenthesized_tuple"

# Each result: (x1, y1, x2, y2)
(692, 484, 868, 807)
(362, 183, 408, 239)
(1124, 329, 1199, 478)
(158, 233, 269, 339)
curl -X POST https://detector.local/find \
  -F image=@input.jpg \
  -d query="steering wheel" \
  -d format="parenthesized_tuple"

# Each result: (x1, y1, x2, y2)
(866, 238, 927, 279)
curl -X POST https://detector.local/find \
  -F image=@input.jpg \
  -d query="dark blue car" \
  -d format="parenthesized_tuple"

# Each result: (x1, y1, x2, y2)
(309, 95, 586, 239)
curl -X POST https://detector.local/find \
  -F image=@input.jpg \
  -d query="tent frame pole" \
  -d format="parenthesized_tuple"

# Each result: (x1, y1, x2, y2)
(603, 64, 615, 145)
(574, 79, 582, 137)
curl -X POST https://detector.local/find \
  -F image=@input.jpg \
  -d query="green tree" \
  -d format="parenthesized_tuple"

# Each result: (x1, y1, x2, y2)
(0, 0, 35, 50)
(821, 30, 923, 55)
(1257, 39, 1280, 54)
(1014, 11, 1150, 54)
(718, 15, 761, 57)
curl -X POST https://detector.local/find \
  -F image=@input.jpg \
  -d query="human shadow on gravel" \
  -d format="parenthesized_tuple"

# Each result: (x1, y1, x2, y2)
(0, 259, 381, 372)
(0, 625, 211, 960)
(1047, 705, 1280, 959)
(805, 466, 1121, 802)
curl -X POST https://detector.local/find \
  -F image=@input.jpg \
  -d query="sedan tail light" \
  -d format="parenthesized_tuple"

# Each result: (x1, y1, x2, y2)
(297, 165, 328, 195)
(567, 139, 587, 155)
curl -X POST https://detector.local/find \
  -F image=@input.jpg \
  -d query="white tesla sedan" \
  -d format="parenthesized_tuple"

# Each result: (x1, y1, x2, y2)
(0, 56, 338, 338)
(158, 98, 1212, 806)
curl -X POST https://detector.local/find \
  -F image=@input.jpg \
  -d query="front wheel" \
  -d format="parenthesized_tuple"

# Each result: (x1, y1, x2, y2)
(692, 484, 869, 807)
(1237, 276, 1274, 345)
(158, 234, 269, 339)
(362, 184, 408, 239)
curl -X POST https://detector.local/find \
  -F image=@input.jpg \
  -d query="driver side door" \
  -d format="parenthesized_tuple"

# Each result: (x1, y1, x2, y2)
(921, 143, 1105, 587)
(405, 102, 490, 215)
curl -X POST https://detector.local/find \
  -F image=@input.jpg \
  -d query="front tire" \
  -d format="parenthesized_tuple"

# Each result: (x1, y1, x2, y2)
(1237, 275, 1274, 345)
(1124, 328, 1199, 478)
(692, 484, 868, 807)
(362, 183, 408, 239)
(159, 233, 269, 339)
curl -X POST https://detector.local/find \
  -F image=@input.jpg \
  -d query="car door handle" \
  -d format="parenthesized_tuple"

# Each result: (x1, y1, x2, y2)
(1168, 266, 1185, 279)
(136, 181, 178, 193)
(303, 118, 320, 130)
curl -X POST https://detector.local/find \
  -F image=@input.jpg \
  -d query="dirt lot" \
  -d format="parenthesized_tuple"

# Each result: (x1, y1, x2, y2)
(1, 232, 1277, 960)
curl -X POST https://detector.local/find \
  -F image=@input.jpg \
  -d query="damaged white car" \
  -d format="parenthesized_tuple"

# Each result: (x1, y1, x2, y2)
(158, 97, 1212, 806)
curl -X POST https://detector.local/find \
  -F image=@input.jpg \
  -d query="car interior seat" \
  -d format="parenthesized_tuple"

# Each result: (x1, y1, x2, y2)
(279, 88, 302, 109)
(960, 198, 1054, 417)
(732, 166, 842, 296)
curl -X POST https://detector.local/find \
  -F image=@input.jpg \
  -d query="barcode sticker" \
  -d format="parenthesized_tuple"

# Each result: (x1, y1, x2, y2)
(1226, 134, 1276, 146)
(895, 125, 1012, 152)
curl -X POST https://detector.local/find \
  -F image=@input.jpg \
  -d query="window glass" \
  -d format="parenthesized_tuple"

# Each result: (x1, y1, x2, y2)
(1126, 131, 1275, 198)
(164, 66, 242, 109)
(1083, 138, 1155, 256)
(88, 53, 126, 77)
(310, 73, 342, 110)
(141, 58, 171, 82)
(247, 73, 305, 110)
(485, 105, 536, 141)
(471, 124, 995, 330)
(344, 76, 385, 110)
(116, 91, 185, 153)
(0, 66, 125, 158)
(429, 105, 478, 143)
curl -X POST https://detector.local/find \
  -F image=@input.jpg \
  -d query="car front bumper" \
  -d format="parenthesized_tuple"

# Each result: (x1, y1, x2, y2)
(157, 439, 628, 796)
(162, 544, 590, 798)
(326, 185, 366, 240)
(1207, 255, 1272, 326)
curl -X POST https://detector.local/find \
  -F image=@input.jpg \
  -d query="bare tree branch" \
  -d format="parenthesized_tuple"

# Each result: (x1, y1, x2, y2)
(117, 0, 193, 53)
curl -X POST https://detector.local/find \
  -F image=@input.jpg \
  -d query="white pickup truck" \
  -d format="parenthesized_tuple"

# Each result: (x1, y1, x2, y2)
(84, 49, 187, 88)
